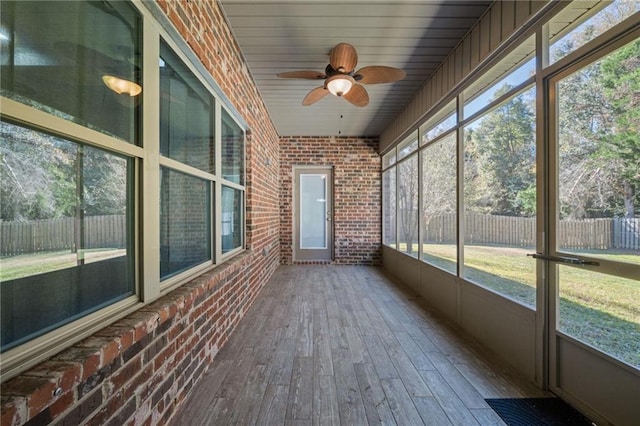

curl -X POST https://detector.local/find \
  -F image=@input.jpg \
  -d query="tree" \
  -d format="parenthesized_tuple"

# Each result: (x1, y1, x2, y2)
(551, 2, 639, 220)
(598, 39, 640, 218)
(422, 133, 456, 242)
(82, 148, 128, 216)
(466, 86, 536, 217)
(1, 123, 58, 221)
(1, 122, 128, 222)
(557, 39, 639, 219)
(557, 62, 612, 220)
(397, 155, 419, 255)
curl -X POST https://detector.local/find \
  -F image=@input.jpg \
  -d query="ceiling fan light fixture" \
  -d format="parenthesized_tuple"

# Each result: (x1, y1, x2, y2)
(102, 74, 142, 97)
(276, 43, 405, 106)
(326, 74, 354, 97)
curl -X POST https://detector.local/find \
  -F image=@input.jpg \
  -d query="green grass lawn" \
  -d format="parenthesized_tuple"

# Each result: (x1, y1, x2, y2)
(4, 244, 639, 367)
(0, 249, 126, 281)
(398, 242, 639, 368)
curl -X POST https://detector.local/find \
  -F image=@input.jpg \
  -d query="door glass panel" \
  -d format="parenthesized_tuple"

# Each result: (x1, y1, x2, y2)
(558, 265, 640, 368)
(557, 39, 640, 266)
(300, 174, 326, 249)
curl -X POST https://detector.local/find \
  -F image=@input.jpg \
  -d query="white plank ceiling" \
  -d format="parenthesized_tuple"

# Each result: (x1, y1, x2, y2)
(220, 0, 492, 137)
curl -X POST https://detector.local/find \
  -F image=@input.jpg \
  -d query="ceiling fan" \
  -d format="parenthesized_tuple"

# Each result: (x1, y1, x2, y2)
(277, 42, 406, 107)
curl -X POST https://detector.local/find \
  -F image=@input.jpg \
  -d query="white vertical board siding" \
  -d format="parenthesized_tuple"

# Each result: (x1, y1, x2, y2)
(380, 0, 550, 152)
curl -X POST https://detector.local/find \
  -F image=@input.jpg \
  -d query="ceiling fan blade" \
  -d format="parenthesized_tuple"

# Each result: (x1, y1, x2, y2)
(330, 43, 358, 73)
(302, 86, 329, 106)
(277, 70, 327, 79)
(355, 66, 406, 84)
(343, 84, 369, 107)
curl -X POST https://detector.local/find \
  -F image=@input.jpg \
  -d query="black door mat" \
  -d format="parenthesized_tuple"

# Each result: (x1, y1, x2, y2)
(486, 398, 593, 426)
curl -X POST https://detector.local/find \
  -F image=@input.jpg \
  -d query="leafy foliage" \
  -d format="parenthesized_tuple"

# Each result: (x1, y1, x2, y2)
(465, 86, 536, 217)
(558, 39, 639, 219)
(397, 155, 419, 255)
(598, 39, 640, 217)
(1, 121, 127, 222)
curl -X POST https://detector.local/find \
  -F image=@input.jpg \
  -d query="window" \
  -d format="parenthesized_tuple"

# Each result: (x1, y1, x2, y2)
(382, 149, 396, 169)
(0, 1, 141, 144)
(382, 34, 538, 304)
(463, 36, 535, 120)
(397, 154, 419, 258)
(463, 86, 537, 307)
(421, 132, 457, 273)
(160, 168, 211, 279)
(397, 131, 418, 160)
(159, 40, 216, 280)
(421, 100, 457, 145)
(160, 43, 215, 173)
(382, 168, 396, 247)
(221, 109, 245, 254)
(548, 1, 639, 65)
(379, 0, 639, 357)
(419, 100, 458, 273)
(556, 39, 640, 267)
(158, 39, 246, 276)
(222, 109, 245, 185)
(222, 186, 243, 253)
(0, 0, 246, 379)
(0, 120, 135, 352)
(0, 0, 140, 358)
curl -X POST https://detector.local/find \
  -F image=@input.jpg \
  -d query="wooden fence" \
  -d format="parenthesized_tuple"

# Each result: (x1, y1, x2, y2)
(1, 215, 126, 256)
(423, 214, 639, 250)
(611, 217, 640, 250)
(2, 214, 638, 256)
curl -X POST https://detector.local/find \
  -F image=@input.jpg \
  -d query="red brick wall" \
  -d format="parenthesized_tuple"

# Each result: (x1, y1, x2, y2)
(0, 1, 281, 425)
(280, 136, 382, 265)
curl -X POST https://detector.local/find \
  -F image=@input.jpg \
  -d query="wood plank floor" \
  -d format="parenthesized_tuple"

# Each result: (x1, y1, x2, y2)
(172, 265, 548, 425)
